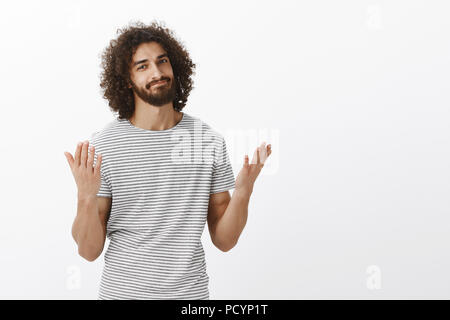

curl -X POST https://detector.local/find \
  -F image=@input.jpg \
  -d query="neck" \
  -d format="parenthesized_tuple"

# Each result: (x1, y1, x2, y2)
(129, 103, 182, 131)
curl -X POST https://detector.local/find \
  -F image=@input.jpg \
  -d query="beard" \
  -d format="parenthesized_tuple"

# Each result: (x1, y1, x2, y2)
(130, 77, 177, 106)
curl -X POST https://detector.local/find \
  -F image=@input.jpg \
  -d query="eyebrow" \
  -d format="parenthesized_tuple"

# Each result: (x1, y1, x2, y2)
(133, 53, 169, 67)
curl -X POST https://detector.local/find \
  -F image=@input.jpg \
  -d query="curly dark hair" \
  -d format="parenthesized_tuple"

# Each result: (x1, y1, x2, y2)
(99, 20, 196, 119)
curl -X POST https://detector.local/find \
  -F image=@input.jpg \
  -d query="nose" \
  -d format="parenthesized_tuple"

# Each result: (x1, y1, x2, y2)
(150, 63, 164, 79)
(152, 69, 163, 80)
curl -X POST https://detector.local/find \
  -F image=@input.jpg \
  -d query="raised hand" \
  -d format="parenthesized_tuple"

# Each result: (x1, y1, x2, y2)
(64, 140, 103, 199)
(235, 142, 272, 195)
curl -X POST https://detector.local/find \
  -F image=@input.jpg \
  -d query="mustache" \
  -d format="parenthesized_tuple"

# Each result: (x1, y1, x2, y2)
(146, 78, 170, 89)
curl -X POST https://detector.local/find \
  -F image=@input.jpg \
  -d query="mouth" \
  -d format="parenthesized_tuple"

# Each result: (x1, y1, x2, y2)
(151, 80, 168, 87)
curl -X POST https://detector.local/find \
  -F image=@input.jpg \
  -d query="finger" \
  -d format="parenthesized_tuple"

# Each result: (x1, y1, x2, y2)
(80, 140, 88, 168)
(259, 142, 268, 162)
(250, 147, 258, 164)
(74, 142, 82, 167)
(256, 147, 261, 165)
(267, 144, 272, 157)
(64, 152, 74, 169)
(244, 154, 249, 168)
(87, 145, 95, 170)
(94, 153, 102, 175)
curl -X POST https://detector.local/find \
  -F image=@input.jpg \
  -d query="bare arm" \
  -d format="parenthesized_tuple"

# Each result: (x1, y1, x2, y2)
(207, 189, 250, 252)
(65, 140, 111, 262)
(208, 142, 272, 252)
(72, 195, 111, 261)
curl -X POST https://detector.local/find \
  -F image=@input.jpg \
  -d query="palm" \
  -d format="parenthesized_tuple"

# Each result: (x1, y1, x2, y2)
(235, 142, 272, 193)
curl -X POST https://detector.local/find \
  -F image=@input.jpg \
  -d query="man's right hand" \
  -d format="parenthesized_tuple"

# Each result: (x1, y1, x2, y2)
(64, 140, 103, 199)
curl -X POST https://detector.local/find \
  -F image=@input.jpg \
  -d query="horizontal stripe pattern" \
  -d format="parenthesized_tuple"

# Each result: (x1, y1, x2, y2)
(88, 112, 235, 300)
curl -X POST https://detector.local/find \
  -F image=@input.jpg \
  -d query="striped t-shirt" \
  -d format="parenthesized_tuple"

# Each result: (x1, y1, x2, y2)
(88, 111, 235, 300)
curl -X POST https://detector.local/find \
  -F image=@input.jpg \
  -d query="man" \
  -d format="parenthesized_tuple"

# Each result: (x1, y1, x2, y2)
(64, 20, 272, 300)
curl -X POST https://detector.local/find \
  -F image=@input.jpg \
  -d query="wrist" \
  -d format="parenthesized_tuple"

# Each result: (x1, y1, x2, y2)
(77, 193, 97, 203)
(234, 186, 253, 199)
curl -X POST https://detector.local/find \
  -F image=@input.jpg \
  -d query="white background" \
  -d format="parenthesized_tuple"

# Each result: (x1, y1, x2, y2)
(0, 0, 449, 299)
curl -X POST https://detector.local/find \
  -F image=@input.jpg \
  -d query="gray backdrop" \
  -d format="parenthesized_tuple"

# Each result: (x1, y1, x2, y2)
(0, 0, 448, 299)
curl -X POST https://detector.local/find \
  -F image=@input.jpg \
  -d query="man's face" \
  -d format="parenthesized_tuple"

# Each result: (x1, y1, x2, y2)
(128, 41, 177, 106)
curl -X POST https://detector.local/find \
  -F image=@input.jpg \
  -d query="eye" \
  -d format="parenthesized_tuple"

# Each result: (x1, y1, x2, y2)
(160, 58, 168, 63)
(137, 65, 147, 70)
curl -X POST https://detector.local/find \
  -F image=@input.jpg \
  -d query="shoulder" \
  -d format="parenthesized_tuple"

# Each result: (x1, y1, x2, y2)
(89, 117, 122, 147)
(183, 112, 224, 143)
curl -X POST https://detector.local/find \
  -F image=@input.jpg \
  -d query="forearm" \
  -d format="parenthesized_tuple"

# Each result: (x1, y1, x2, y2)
(214, 188, 252, 251)
(72, 195, 104, 261)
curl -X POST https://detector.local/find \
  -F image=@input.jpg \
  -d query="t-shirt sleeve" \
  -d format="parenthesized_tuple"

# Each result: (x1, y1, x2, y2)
(210, 135, 235, 194)
(89, 133, 112, 198)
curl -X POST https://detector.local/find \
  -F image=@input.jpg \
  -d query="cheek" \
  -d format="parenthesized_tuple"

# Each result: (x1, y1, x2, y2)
(129, 74, 139, 86)
(134, 76, 148, 87)
(163, 65, 174, 76)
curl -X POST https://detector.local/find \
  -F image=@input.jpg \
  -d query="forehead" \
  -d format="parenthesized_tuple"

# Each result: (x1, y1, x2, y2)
(132, 41, 167, 62)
